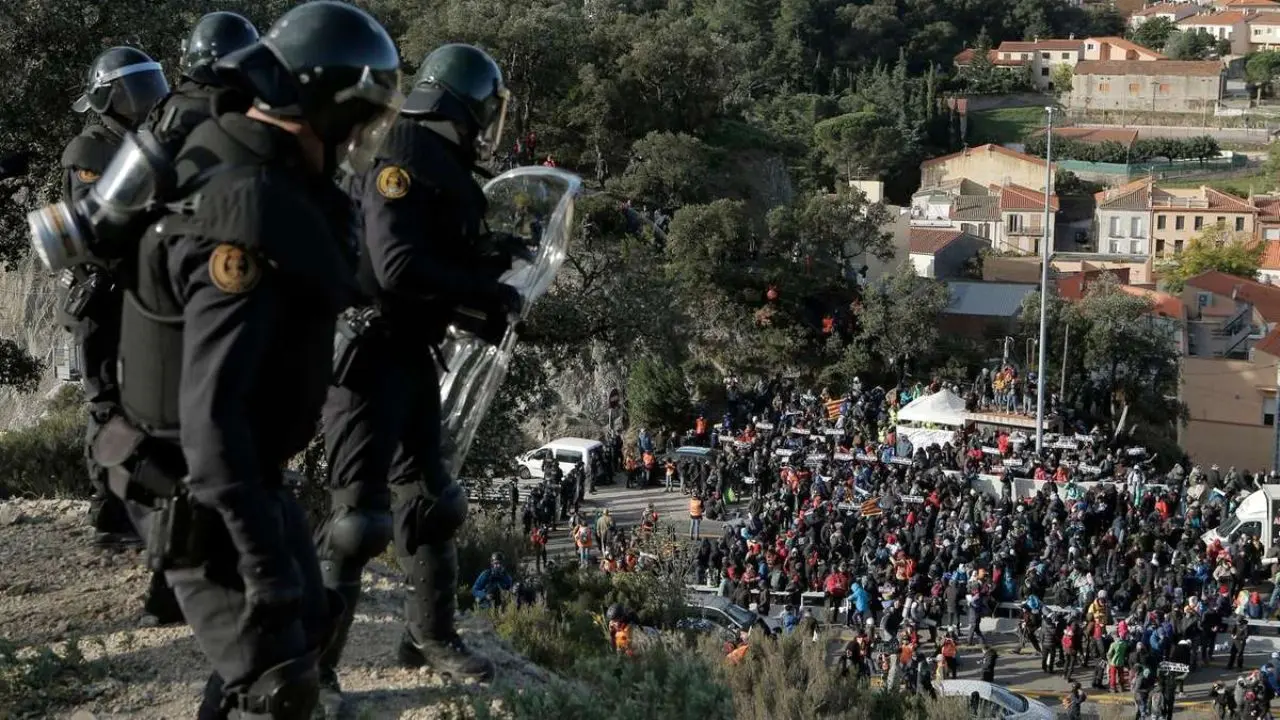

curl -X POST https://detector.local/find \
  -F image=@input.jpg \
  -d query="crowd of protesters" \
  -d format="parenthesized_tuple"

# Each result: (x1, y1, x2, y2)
(661, 374, 1280, 716)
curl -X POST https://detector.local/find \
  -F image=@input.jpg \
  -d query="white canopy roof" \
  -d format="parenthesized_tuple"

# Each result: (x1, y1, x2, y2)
(897, 389, 969, 427)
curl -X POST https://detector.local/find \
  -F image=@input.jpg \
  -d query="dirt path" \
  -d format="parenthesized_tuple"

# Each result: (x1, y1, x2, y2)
(0, 499, 548, 719)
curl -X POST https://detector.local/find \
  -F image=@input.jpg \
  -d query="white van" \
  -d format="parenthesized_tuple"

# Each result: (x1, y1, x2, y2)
(1201, 485, 1280, 551)
(515, 437, 604, 482)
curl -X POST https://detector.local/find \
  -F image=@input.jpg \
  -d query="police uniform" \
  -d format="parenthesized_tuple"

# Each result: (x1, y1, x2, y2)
(106, 110, 351, 718)
(141, 79, 238, 148)
(316, 115, 505, 682)
(61, 118, 124, 203)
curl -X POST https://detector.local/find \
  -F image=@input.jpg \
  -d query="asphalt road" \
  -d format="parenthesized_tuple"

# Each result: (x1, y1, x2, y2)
(535, 483, 1275, 717)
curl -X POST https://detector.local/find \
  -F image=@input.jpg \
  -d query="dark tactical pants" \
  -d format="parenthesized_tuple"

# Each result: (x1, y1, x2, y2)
(122, 487, 329, 718)
(317, 344, 460, 664)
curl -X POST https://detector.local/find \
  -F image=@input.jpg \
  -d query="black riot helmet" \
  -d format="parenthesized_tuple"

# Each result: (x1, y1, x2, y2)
(72, 47, 170, 127)
(180, 12, 260, 85)
(402, 43, 510, 159)
(214, 0, 403, 173)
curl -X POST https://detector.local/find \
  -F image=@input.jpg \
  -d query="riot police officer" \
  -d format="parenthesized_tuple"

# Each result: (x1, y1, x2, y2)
(315, 43, 519, 709)
(96, 3, 402, 717)
(140, 12, 260, 148)
(56, 45, 176, 623)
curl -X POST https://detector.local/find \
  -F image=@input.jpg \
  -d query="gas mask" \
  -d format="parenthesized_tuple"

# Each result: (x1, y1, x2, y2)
(28, 130, 175, 272)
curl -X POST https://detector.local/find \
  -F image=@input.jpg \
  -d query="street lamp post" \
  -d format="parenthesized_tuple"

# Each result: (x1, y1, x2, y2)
(1036, 107, 1055, 455)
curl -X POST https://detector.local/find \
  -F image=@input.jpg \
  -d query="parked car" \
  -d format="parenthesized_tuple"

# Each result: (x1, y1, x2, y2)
(675, 594, 778, 642)
(938, 680, 1054, 720)
(514, 437, 605, 482)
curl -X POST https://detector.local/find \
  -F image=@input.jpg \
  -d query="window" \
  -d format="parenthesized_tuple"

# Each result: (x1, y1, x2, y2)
(1008, 214, 1023, 232)
(554, 449, 583, 464)
(1129, 82, 1141, 95)
(1110, 216, 1121, 236)
(1130, 239, 1142, 254)
(1099, 82, 1110, 92)
(1109, 239, 1120, 253)
(1175, 239, 1185, 253)
(1265, 396, 1277, 427)
(1041, 53, 1050, 60)
(1157, 215, 1166, 230)
(1217, 216, 1226, 226)
(1194, 216, 1204, 230)
(1158, 83, 1170, 94)
(1061, 52, 1071, 59)
(1267, 228, 1280, 240)
(1176, 216, 1185, 230)
(1232, 520, 1263, 543)
(1256, 28, 1264, 35)
(1156, 238, 1166, 255)
(1041, 67, 1049, 77)
(1237, 217, 1246, 232)
(1198, 292, 1212, 308)
(1131, 216, 1143, 238)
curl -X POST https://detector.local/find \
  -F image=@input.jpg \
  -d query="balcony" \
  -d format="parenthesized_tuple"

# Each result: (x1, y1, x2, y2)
(1006, 225, 1047, 236)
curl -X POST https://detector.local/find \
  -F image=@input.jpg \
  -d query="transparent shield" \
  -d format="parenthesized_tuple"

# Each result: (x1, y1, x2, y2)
(438, 166, 582, 478)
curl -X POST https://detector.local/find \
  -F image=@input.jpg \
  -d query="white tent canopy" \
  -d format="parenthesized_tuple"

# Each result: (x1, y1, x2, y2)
(897, 389, 969, 427)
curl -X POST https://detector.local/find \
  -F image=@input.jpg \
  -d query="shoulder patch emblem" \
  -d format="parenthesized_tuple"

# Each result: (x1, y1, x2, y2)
(376, 165, 411, 200)
(208, 243, 261, 294)
(76, 169, 101, 183)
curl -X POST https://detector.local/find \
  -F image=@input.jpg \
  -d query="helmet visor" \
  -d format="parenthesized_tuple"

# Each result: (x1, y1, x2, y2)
(477, 88, 510, 161)
(335, 67, 404, 174)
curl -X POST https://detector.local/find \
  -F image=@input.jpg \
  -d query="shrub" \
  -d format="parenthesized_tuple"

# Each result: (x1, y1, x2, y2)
(0, 385, 86, 499)
(455, 508, 534, 612)
(489, 600, 608, 672)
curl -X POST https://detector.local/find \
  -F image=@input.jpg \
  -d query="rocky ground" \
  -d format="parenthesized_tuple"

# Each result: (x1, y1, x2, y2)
(0, 499, 550, 719)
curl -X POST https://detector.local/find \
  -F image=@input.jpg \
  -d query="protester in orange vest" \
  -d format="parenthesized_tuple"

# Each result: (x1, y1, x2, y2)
(695, 415, 708, 441)
(642, 450, 656, 485)
(726, 641, 749, 665)
(624, 454, 639, 489)
(822, 315, 834, 335)
(607, 604, 634, 655)
(689, 495, 705, 539)
(941, 634, 958, 678)
(530, 524, 549, 572)
(641, 503, 659, 534)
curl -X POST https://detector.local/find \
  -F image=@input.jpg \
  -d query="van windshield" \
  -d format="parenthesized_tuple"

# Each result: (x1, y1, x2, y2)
(1217, 515, 1241, 537)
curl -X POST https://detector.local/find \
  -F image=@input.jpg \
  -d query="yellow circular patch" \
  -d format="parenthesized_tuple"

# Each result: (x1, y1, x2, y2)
(376, 165, 411, 200)
(76, 168, 101, 183)
(208, 243, 261, 294)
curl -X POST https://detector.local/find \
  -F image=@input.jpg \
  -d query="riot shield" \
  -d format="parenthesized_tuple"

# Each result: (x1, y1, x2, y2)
(438, 166, 582, 478)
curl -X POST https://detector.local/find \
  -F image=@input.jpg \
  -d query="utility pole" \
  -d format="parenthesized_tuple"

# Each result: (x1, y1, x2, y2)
(1036, 106, 1054, 454)
(1059, 323, 1070, 400)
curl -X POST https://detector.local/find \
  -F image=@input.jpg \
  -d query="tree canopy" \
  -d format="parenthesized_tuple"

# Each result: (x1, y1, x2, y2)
(1158, 227, 1265, 293)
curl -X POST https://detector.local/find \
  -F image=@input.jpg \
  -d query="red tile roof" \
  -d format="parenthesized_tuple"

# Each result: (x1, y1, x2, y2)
(921, 143, 1048, 169)
(909, 228, 965, 255)
(997, 183, 1061, 211)
(1255, 326, 1280, 359)
(1074, 60, 1224, 77)
(997, 40, 1086, 52)
(1204, 187, 1260, 213)
(1249, 14, 1280, 24)
(954, 48, 1027, 66)
(1095, 178, 1153, 211)
(1223, 0, 1280, 8)
(1179, 11, 1249, 25)
(1185, 270, 1280, 322)
(1263, 240, 1280, 271)
(1119, 285, 1185, 319)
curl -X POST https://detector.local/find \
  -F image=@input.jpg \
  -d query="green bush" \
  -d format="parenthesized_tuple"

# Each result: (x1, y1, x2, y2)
(0, 637, 109, 717)
(490, 600, 608, 672)
(0, 385, 87, 499)
(455, 509, 534, 612)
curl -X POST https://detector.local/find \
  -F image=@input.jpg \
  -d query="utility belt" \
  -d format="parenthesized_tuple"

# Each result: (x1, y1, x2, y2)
(90, 414, 208, 571)
(60, 268, 115, 321)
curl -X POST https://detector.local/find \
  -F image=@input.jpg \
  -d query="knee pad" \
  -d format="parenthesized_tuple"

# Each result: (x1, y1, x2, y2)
(319, 507, 393, 582)
(229, 655, 319, 720)
(408, 484, 469, 547)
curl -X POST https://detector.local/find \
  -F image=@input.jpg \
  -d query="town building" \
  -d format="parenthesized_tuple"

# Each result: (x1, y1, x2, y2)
(1178, 271, 1280, 471)
(1081, 36, 1167, 61)
(1069, 60, 1224, 113)
(1177, 12, 1250, 53)
(906, 228, 989, 279)
(919, 144, 1052, 191)
(1247, 13, 1280, 49)
(1150, 185, 1257, 258)
(1095, 178, 1155, 257)
(1129, 3, 1200, 29)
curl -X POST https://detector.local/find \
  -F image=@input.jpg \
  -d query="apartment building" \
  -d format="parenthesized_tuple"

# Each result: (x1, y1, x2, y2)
(1129, 3, 1200, 29)
(1070, 60, 1224, 113)
(1095, 178, 1155, 257)
(1150, 186, 1257, 259)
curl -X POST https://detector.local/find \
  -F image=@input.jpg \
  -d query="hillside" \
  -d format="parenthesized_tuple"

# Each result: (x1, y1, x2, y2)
(0, 499, 553, 719)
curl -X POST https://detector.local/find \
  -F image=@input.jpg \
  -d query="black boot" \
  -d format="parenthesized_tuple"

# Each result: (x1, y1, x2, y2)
(397, 542, 495, 681)
(141, 570, 185, 627)
(316, 584, 361, 719)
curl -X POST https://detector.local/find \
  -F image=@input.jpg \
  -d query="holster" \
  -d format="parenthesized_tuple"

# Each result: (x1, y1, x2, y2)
(92, 415, 204, 571)
(332, 306, 385, 387)
(61, 269, 112, 322)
